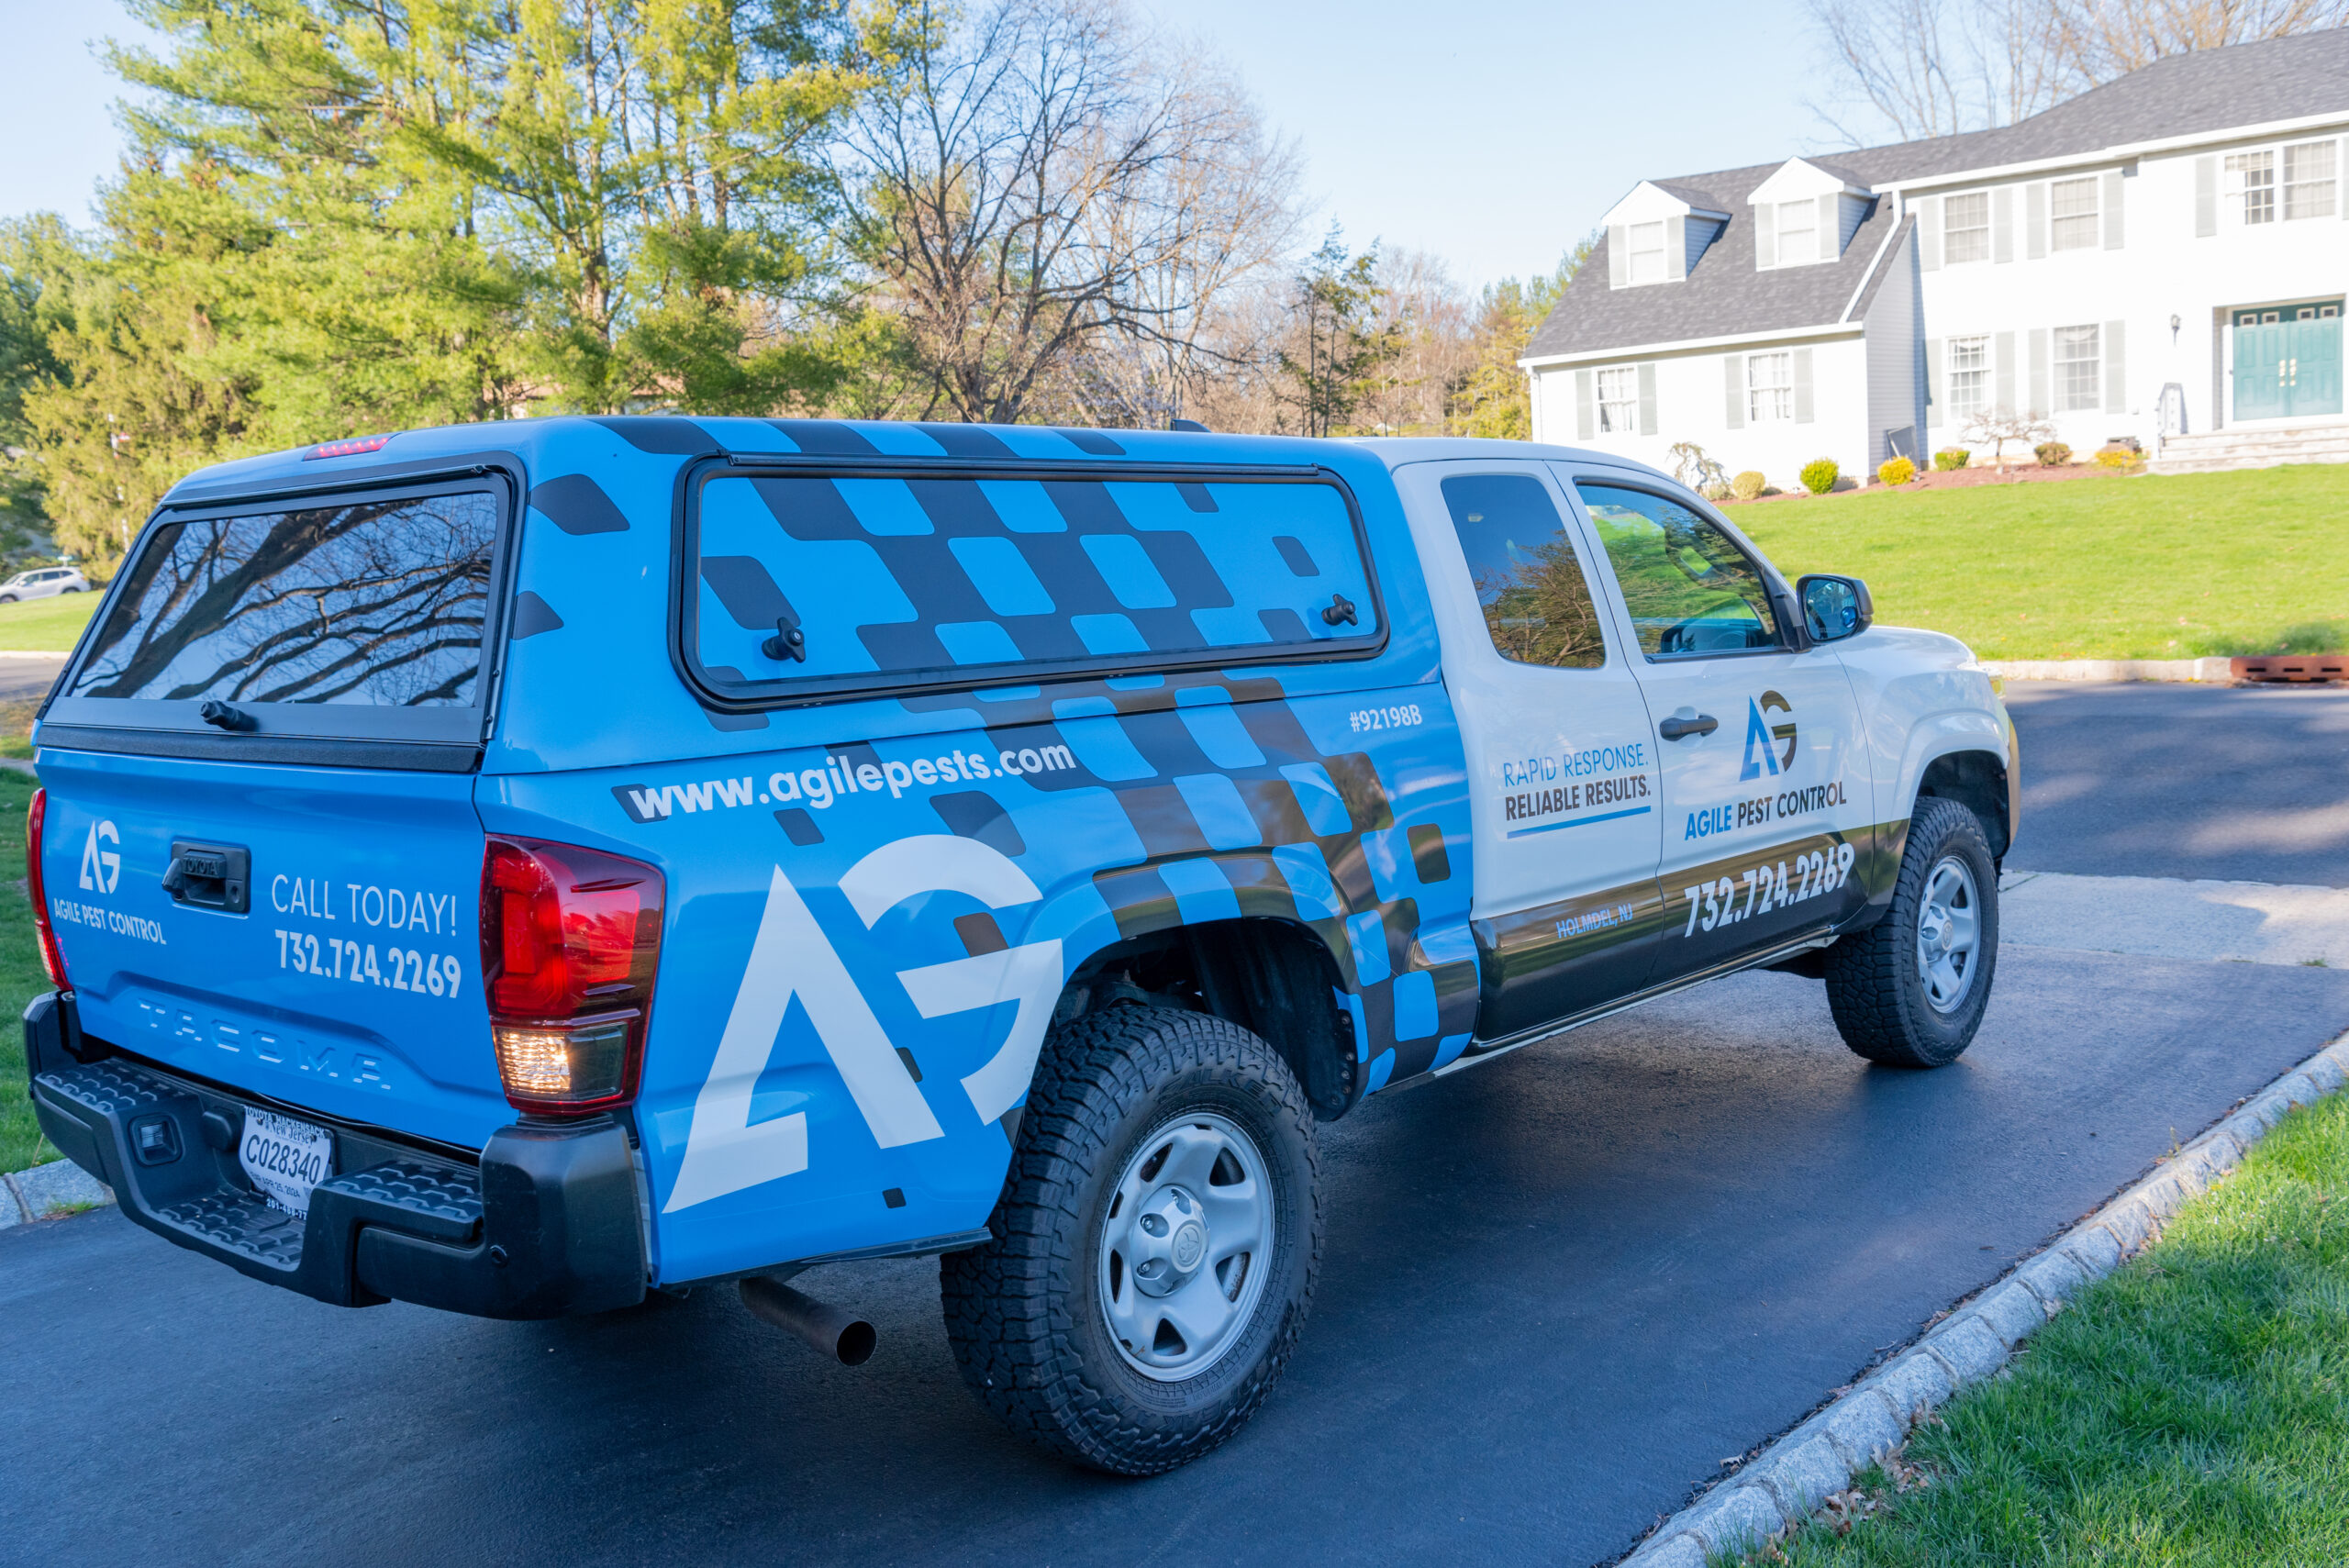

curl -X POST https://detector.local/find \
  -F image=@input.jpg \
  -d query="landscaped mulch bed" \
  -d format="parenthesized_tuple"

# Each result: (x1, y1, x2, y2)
(1722, 462, 2135, 504)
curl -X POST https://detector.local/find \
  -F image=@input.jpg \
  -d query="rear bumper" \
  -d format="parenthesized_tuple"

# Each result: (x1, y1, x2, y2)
(24, 992, 646, 1318)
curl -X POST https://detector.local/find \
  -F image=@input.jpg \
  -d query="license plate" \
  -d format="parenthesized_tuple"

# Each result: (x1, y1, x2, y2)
(238, 1108, 335, 1218)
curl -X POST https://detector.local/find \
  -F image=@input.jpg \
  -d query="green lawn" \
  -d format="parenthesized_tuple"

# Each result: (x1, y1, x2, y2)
(0, 771, 58, 1169)
(0, 590, 99, 652)
(1735, 463, 2349, 661)
(1769, 1088, 2349, 1567)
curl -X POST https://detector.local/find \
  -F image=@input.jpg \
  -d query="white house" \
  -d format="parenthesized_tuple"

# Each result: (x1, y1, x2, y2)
(1520, 30, 2349, 485)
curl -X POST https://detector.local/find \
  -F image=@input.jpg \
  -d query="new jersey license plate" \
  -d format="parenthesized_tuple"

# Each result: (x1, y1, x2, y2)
(239, 1108, 334, 1217)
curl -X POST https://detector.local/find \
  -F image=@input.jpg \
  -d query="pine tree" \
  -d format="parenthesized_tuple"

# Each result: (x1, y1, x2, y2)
(1447, 235, 1594, 439)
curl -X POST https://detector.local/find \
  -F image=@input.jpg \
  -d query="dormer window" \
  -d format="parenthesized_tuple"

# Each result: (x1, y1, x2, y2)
(1628, 222, 1667, 284)
(1774, 201, 1817, 267)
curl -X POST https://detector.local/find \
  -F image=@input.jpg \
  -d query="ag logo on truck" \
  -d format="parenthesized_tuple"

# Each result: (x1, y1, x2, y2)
(78, 820, 120, 894)
(1739, 692, 1798, 782)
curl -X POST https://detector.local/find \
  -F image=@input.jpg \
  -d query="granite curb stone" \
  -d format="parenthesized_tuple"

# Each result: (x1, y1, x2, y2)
(2013, 1248, 2087, 1312)
(1, 1159, 113, 1228)
(1617, 1029, 2349, 1568)
(1970, 1280, 2048, 1349)
(1919, 1314, 2007, 1386)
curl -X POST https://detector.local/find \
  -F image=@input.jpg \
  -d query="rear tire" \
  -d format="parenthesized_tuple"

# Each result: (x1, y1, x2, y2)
(0, 595, 17, 604)
(1826, 796, 1998, 1068)
(941, 1005, 1321, 1475)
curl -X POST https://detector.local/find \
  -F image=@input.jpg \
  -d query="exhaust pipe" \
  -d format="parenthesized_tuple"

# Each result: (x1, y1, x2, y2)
(739, 1275, 877, 1366)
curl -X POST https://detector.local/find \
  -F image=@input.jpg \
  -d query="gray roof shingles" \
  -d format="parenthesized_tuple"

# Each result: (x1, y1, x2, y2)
(1525, 29, 2349, 362)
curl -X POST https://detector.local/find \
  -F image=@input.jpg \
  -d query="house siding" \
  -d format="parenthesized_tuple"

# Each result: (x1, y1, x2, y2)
(1524, 33, 2349, 469)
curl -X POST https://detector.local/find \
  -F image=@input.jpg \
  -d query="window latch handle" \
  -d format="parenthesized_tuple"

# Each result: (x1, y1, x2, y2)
(1320, 593, 1358, 627)
(198, 700, 254, 732)
(763, 617, 807, 662)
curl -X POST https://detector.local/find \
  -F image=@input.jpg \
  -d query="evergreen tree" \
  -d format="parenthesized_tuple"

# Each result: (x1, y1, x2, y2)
(1447, 234, 1593, 440)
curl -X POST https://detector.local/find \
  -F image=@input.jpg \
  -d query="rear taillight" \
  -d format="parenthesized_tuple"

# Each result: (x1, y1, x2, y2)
(26, 788, 67, 987)
(479, 837, 663, 1115)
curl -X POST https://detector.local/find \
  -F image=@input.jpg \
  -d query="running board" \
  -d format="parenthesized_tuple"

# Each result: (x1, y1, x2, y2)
(1424, 928, 1841, 1081)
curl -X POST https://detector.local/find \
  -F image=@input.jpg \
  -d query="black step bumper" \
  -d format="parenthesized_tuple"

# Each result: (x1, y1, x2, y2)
(23, 993, 646, 1318)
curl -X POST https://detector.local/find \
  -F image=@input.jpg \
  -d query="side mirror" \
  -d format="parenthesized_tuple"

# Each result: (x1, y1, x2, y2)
(1797, 574, 1873, 642)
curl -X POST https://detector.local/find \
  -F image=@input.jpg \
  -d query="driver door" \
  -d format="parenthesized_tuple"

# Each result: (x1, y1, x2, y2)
(1558, 472, 1875, 980)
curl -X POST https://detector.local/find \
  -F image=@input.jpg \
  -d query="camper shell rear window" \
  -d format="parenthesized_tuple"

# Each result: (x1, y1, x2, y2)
(681, 464, 1385, 707)
(47, 475, 510, 750)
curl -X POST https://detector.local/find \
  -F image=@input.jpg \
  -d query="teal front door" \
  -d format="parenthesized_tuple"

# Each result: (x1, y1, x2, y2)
(2233, 302, 2343, 419)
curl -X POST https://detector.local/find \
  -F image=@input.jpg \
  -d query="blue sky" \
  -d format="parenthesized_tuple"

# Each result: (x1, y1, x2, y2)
(0, 0, 1852, 289)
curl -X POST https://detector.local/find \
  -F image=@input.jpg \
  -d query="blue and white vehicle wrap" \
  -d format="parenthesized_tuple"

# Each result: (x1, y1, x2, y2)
(32, 417, 1482, 1289)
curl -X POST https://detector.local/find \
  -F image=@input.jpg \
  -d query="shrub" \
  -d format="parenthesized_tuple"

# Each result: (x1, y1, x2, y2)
(2095, 445, 2143, 469)
(1799, 458, 1839, 495)
(1731, 470, 1767, 501)
(2034, 441, 2071, 466)
(1877, 455, 1916, 487)
(1700, 482, 1733, 502)
(1932, 448, 1970, 472)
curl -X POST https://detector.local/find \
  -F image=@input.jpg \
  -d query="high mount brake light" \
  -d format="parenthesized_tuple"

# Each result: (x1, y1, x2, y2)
(479, 837, 664, 1115)
(26, 789, 66, 987)
(303, 433, 393, 461)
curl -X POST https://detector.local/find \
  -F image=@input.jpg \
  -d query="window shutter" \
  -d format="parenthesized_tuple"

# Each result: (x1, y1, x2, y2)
(2102, 171, 2124, 248)
(2341, 139, 2347, 220)
(1794, 349, 1815, 424)
(1638, 362, 1658, 435)
(1996, 332, 2016, 416)
(1608, 227, 1629, 288)
(1664, 216, 1687, 281)
(1754, 205, 1776, 270)
(2195, 156, 2218, 236)
(2029, 328, 2049, 417)
(1993, 186, 2014, 262)
(1925, 338, 1943, 426)
(2104, 320, 2127, 413)
(1919, 196, 1941, 270)
(2026, 183, 2047, 259)
(1724, 356, 1745, 428)
(1818, 194, 1839, 261)
(1575, 369, 1595, 439)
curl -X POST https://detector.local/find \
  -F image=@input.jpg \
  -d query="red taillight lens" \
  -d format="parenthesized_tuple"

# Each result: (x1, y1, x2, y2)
(479, 837, 663, 1115)
(26, 788, 68, 988)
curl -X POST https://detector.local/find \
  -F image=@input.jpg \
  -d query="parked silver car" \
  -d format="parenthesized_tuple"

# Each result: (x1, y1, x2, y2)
(0, 567, 87, 604)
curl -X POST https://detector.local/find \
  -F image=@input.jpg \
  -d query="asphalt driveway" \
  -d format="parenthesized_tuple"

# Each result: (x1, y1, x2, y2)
(4, 680, 2345, 1566)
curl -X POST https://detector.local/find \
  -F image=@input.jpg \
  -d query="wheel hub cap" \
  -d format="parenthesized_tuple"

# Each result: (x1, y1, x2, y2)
(1097, 1112, 1275, 1381)
(1129, 1185, 1208, 1296)
(1915, 855, 1983, 1014)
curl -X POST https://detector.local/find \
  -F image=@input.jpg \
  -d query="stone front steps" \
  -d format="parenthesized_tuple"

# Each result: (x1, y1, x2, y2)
(2148, 421, 2349, 474)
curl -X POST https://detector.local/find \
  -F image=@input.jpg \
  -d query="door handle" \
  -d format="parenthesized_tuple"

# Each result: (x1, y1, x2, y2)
(1659, 714, 1718, 740)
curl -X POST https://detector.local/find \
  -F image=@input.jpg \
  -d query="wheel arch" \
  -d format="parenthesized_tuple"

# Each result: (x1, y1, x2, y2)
(1894, 712, 2012, 862)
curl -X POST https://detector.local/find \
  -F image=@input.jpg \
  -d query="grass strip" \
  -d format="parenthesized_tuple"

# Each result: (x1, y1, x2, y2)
(0, 592, 99, 652)
(0, 771, 59, 1170)
(1761, 1088, 2349, 1566)
(1733, 463, 2349, 662)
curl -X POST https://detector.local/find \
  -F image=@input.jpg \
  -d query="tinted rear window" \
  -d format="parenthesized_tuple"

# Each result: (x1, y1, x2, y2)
(73, 491, 500, 706)
(686, 471, 1379, 699)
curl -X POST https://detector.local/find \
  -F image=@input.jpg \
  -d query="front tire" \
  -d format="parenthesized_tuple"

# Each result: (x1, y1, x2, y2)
(941, 1005, 1321, 1475)
(1826, 796, 1998, 1067)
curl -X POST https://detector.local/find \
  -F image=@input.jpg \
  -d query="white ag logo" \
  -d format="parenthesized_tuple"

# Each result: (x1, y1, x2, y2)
(78, 820, 120, 894)
(664, 835, 1062, 1213)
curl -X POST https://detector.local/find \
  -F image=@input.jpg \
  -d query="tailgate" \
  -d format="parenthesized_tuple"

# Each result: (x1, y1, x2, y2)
(32, 464, 515, 1150)
(39, 751, 499, 1148)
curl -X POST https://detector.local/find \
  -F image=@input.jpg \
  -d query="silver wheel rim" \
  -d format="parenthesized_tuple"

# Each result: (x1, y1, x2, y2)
(1097, 1110, 1274, 1382)
(1915, 855, 1983, 1013)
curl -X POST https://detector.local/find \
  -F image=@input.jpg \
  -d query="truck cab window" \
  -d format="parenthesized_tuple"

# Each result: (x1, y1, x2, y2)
(1576, 484, 1778, 657)
(1440, 473, 1606, 670)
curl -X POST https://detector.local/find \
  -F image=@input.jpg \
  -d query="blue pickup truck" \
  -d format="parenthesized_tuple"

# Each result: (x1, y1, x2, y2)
(23, 417, 2015, 1473)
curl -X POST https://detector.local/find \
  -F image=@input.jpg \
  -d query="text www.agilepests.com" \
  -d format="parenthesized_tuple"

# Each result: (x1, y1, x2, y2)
(613, 742, 1079, 823)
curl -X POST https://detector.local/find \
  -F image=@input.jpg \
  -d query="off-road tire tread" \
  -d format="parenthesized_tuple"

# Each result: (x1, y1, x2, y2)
(1825, 796, 1998, 1068)
(940, 1005, 1320, 1475)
